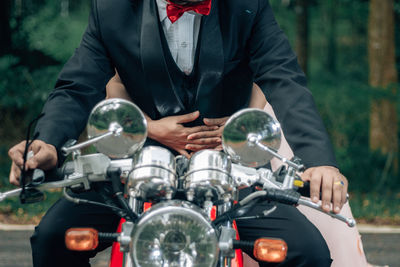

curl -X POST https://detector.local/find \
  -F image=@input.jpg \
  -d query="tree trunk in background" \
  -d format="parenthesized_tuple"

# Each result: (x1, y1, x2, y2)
(368, 0, 398, 172)
(0, 0, 12, 56)
(295, 0, 309, 75)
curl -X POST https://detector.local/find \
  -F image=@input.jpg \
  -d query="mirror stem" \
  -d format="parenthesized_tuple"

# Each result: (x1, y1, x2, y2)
(62, 123, 123, 156)
(247, 134, 304, 171)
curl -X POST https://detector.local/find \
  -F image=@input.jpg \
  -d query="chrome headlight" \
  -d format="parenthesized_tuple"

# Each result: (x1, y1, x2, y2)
(131, 201, 219, 267)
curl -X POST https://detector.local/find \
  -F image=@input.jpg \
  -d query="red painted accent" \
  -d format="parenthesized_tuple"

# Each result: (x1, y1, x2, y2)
(232, 220, 244, 267)
(109, 218, 125, 267)
(210, 205, 217, 221)
(143, 202, 152, 211)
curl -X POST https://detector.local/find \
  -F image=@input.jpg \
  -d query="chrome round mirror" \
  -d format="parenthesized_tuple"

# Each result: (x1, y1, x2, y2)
(87, 98, 147, 158)
(222, 108, 281, 167)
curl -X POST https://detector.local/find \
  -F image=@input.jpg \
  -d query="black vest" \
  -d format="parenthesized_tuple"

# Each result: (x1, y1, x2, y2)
(158, 19, 201, 113)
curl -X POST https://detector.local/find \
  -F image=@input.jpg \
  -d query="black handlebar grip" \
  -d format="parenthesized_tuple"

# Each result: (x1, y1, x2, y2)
(296, 181, 310, 198)
(296, 181, 322, 200)
(40, 162, 75, 182)
(265, 189, 301, 205)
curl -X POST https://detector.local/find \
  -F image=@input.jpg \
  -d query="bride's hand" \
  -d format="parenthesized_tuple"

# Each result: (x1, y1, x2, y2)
(185, 117, 229, 152)
(147, 111, 218, 157)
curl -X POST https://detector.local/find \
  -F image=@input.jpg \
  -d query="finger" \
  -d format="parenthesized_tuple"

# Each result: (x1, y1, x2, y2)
(308, 169, 322, 204)
(340, 176, 348, 207)
(25, 142, 43, 169)
(9, 162, 21, 186)
(203, 117, 229, 126)
(187, 137, 221, 146)
(176, 149, 190, 158)
(300, 169, 311, 181)
(300, 169, 315, 201)
(8, 142, 26, 168)
(26, 144, 57, 170)
(186, 125, 219, 135)
(213, 145, 223, 151)
(187, 129, 221, 140)
(185, 144, 220, 151)
(320, 172, 333, 212)
(332, 179, 344, 214)
(176, 111, 200, 123)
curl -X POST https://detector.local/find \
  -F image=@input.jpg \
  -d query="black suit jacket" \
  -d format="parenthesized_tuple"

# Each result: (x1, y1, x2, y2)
(35, 0, 337, 168)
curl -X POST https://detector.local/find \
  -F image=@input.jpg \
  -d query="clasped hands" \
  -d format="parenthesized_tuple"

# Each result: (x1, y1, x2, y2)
(8, 110, 348, 214)
(147, 110, 227, 158)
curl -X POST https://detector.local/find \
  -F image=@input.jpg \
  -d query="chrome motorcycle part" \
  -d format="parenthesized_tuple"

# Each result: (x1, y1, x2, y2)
(87, 98, 147, 158)
(129, 146, 177, 200)
(0, 188, 22, 202)
(184, 150, 235, 203)
(73, 154, 111, 182)
(131, 200, 219, 267)
(61, 126, 121, 157)
(108, 158, 132, 184)
(119, 221, 134, 252)
(218, 226, 236, 258)
(222, 108, 281, 167)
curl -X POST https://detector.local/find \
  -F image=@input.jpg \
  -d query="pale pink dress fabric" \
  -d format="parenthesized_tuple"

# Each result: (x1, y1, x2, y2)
(242, 104, 368, 267)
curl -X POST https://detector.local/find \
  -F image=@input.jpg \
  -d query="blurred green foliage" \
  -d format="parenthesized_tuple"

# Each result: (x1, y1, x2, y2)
(0, 0, 399, 222)
(19, 0, 90, 63)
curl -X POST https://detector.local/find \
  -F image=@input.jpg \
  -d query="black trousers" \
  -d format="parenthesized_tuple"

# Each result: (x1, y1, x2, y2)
(31, 191, 332, 267)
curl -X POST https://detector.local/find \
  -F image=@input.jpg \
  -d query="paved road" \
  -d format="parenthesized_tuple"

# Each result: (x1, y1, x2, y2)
(0, 230, 398, 267)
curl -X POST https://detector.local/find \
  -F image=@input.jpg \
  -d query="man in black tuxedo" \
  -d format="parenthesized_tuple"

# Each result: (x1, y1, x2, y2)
(8, 0, 348, 266)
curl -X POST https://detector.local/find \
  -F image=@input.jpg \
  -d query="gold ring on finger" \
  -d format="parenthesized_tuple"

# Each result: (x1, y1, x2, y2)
(334, 180, 344, 186)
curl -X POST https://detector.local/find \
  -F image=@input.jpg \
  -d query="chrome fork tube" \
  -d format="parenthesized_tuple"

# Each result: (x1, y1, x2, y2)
(128, 189, 141, 214)
(219, 202, 233, 267)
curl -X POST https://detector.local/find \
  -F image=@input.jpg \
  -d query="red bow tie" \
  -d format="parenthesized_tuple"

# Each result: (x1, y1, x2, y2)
(166, 0, 212, 23)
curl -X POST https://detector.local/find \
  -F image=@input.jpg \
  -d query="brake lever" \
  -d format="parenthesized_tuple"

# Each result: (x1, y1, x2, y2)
(297, 197, 356, 227)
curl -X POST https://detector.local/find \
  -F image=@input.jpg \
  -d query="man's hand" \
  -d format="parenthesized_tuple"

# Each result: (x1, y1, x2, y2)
(8, 140, 58, 186)
(147, 111, 219, 157)
(185, 117, 229, 151)
(301, 166, 348, 214)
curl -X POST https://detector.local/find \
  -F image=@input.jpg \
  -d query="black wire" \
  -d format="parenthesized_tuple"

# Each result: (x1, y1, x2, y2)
(20, 113, 44, 204)
(95, 183, 133, 221)
(108, 167, 139, 222)
(76, 198, 127, 215)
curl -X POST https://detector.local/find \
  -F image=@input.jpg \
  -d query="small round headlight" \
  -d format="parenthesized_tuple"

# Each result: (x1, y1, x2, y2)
(131, 201, 219, 267)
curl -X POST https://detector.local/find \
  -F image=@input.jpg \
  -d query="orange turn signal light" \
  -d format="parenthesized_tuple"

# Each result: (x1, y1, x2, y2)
(253, 238, 288, 263)
(65, 228, 99, 251)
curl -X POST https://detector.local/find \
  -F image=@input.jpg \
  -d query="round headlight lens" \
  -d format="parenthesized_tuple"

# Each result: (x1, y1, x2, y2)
(131, 201, 218, 267)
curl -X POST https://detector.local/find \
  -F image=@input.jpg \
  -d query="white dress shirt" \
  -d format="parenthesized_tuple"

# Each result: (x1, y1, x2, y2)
(156, 0, 202, 75)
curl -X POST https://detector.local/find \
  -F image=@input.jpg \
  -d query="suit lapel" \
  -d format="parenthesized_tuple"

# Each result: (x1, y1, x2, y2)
(195, 0, 224, 116)
(140, 0, 185, 116)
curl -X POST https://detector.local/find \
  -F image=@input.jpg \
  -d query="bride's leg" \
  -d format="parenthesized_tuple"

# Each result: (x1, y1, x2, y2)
(263, 100, 368, 267)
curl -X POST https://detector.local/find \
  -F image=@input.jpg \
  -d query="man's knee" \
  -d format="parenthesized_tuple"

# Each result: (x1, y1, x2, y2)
(30, 222, 64, 250)
(297, 232, 331, 266)
(286, 221, 332, 266)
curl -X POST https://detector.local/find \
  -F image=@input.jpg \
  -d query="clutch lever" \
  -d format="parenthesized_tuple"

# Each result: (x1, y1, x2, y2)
(0, 188, 22, 202)
(0, 165, 82, 203)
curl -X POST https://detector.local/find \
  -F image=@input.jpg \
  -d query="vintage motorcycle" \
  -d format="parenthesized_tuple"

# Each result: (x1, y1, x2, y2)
(0, 99, 355, 267)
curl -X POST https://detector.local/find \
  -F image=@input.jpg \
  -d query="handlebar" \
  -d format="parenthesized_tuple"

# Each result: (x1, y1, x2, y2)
(238, 188, 355, 227)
